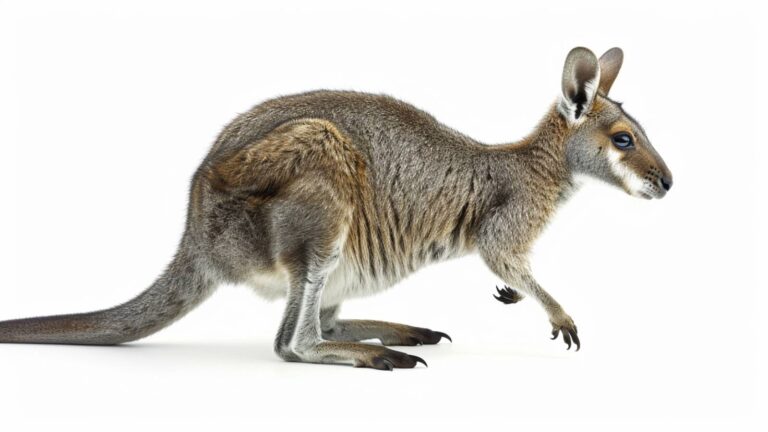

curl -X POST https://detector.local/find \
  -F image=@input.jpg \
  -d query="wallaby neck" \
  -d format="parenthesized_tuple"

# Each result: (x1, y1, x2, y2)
(489, 104, 573, 193)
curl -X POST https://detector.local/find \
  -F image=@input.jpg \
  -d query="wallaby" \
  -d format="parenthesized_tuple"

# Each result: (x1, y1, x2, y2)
(0, 47, 672, 370)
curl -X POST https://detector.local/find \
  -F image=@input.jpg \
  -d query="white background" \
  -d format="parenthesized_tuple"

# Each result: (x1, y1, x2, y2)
(1, 0, 765, 430)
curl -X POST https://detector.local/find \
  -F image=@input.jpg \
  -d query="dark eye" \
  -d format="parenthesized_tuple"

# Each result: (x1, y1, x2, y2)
(611, 132, 634, 149)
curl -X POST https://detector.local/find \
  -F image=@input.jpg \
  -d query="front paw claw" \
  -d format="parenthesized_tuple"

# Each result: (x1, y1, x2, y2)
(550, 316, 580, 351)
(494, 285, 524, 304)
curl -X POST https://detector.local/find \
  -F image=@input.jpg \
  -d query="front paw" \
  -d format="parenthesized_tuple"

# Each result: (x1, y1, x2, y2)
(550, 313, 580, 351)
(493, 285, 524, 304)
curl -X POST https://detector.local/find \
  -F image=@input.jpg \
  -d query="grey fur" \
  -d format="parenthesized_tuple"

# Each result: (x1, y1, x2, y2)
(0, 235, 216, 344)
(0, 47, 671, 369)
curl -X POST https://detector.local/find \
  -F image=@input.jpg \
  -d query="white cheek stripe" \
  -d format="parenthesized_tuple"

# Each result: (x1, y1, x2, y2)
(606, 148, 646, 195)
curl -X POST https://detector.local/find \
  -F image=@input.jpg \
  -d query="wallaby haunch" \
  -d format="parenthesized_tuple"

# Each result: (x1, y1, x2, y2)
(0, 47, 672, 370)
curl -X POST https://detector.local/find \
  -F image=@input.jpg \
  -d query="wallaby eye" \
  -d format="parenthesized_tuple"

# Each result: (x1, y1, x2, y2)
(611, 132, 634, 149)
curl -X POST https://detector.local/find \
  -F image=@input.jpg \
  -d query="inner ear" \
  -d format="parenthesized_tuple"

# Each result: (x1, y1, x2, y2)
(560, 47, 600, 122)
(598, 47, 624, 95)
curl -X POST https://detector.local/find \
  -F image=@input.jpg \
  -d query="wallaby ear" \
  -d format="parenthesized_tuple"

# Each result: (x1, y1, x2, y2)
(560, 47, 600, 123)
(598, 47, 623, 95)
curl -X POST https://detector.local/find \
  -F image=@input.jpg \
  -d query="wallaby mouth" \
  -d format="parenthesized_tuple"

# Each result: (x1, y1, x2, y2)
(637, 180, 670, 200)
(640, 167, 672, 200)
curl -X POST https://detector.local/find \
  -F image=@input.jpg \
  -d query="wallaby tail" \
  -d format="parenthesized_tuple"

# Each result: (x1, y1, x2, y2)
(0, 245, 216, 345)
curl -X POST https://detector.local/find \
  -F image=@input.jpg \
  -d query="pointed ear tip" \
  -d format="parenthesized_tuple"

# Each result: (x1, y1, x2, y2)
(602, 47, 625, 59)
(568, 46, 596, 56)
(565, 47, 599, 66)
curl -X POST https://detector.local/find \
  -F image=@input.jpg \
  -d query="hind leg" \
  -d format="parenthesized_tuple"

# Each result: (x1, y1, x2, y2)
(274, 255, 427, 369)
(320, 305, 452, 346)
(270, 187, 426, 370)
(209, 118, 428, 369)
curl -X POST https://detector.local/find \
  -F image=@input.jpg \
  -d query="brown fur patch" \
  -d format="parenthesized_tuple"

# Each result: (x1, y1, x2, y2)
(204, 119, 368, 206)
(608, 120, 636, 141)
(588, 97, 608, 116)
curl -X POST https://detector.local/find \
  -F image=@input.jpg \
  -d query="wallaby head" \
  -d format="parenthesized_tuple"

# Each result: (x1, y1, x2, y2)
(558, 47, 672, 199)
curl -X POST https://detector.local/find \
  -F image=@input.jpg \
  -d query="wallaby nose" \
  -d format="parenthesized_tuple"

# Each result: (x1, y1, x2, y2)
(660, 176, 673, 191)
